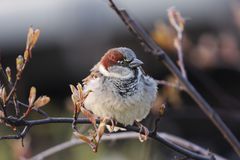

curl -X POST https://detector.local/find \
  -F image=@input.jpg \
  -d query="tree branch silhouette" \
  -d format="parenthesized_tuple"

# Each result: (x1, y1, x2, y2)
(0, 1, 238, 159)
(0, 116, 215, 160)
(108, 0, 240, 156)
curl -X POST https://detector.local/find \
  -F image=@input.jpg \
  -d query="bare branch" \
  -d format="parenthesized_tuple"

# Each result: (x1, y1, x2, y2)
(16, 101, 49, 118)
(168, 7, 187, 79)
(0, 116, 217, 160)
(0, 2, 237, 160)
(28, 132, 139, 160)
(108, 0, 240, 156)
(159, 133, 226, 160)
(0, 125, 30, 143)
(28, 132, 225, 160)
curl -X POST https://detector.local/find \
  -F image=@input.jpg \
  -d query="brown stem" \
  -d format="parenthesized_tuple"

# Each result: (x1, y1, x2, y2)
(108, 0, 240, 156)
(29, 132, 226, 160)
(0, 117, 217, 160)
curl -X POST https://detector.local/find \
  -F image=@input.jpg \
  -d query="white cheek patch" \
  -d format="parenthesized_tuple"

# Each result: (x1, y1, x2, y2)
(99, 64, 134, 79)
(99, 64, 110, 76)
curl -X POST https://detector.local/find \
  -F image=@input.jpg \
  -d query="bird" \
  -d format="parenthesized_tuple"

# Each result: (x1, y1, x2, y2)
(83, 47, 158, 126)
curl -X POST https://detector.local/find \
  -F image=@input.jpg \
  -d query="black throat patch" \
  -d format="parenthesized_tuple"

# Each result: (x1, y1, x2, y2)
(107, 69, 139, 98)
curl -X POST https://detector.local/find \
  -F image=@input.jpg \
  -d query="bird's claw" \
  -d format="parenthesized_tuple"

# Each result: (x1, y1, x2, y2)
(102, 117, 116, 132)
(135, 121, 149, 142)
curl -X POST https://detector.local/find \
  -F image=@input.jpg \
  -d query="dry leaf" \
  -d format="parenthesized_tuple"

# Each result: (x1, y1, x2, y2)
(77, 83, 83, 99)
(70, 83, 100, 151)
(69, 84, 76, 94)
(26, 27, 40, 51)
(73, 131, 96, 151)
(22, 93, 49, 119)
(23, 50, 30, 62)
(30, 29, 40, 50)
(70, 83, 88, 117)
(0, 110, 5, 123)
(81, 107, 96, 129)
(16, 55, 24, 72)
(28, 87, 36, 106)
(159, 103, 166, 116)
(5, 67, 11, 82)
(70, 84, 79, 104)
(70, 83, 94, 124)
(70, 83, 89, 104)
(0, 87, 7, 104)
(25, 27, 40, 60)
(73, 131, 92, 144)
(97, 119, 106, 141)
(33, 96, 50, 109)
(26, 27, 34, 51)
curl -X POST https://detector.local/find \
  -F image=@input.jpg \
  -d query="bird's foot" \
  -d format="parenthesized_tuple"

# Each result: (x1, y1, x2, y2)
(102, 117, 116, 132)
(134, 121, 149, 142)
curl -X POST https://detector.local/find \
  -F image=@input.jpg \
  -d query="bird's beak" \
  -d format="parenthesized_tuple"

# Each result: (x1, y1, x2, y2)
(129, 58, 144, 68)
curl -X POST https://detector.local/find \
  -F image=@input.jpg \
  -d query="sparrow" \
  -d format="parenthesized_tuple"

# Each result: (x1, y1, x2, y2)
(83, 47, 157, 126)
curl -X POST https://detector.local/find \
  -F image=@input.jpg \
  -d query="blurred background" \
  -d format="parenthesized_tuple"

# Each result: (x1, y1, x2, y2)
(0, 0, 240, 159)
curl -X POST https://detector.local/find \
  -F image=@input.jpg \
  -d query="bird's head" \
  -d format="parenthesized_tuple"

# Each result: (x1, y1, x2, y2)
(99, 47, 143, 79)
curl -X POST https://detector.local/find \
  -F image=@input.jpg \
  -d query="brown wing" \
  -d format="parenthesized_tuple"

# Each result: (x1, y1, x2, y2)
(82, 63, 102, 85)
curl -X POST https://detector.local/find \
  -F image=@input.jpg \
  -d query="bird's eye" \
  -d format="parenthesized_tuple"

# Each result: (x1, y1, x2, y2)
(122, 57, 131, 63)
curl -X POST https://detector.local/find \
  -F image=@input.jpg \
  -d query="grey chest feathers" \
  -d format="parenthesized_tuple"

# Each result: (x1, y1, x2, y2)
(104, 70, 139, 98)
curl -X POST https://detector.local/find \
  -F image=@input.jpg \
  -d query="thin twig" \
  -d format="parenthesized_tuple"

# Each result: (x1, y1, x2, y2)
(28, 132, 139, 160)
(16, 101, 49, 118)
(5, 81, 20, 116)
(108, 0, 240, 156)
(168, 7, 187, 79)
(4, 61, 28, 116)
(5, 80, 18, 103)
(28, 132, 225, 160)
(0, 125, 30, 140)
(0, 63, 24, 117)
(175, 39, 187, 79)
